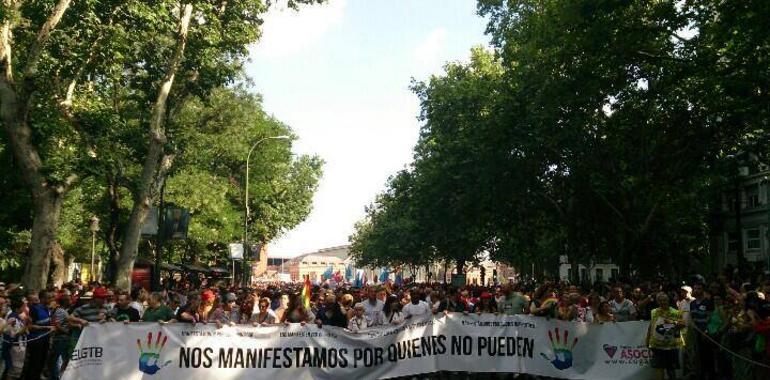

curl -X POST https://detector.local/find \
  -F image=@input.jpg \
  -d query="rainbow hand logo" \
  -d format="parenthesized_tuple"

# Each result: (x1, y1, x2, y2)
(136, 331, 172, 375)
(540, 327, 578, 370)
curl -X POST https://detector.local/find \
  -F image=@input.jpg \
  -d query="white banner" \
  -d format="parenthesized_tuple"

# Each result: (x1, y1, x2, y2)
(62, 315, 655, 380)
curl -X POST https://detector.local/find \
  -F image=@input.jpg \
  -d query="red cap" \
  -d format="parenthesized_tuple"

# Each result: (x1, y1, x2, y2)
(201, 290, 216, 303)
(93, 287, 109, 299)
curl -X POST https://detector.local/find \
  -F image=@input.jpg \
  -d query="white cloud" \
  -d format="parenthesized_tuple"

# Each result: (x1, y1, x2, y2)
(251, 0, 347, 60)
(413, 28, 447, 75)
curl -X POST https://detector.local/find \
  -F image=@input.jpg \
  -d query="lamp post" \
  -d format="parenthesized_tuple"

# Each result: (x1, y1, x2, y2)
(89, 216, 100, 283)
(243, 135, 290, 287)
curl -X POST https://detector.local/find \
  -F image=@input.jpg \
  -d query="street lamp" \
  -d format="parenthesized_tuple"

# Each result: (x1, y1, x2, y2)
(89, 216, 100, 283)
(243, 135, 290, 286)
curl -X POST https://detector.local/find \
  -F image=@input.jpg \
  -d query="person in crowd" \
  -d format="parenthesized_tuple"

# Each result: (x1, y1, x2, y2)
(632, 287, 656, 320)
(129, 287, 147, 316)
(557, 292, 579, 321)
(530, 284, 558, 318)
(500, 284, 529, 315)
(403, 289, 431, 319)
(432, 291, 448, 314)
(281, 294, 315, 324)
(211, 293, 242, 326)
(274, 293, 290, 322)
(142, 292, 176, 323)
(689, 282, 715, 380)
(0, 295, 6, 376)
(348, 304, 368, 333)
(176, 292, 204, 323)
(385, 296, 404, 325)
(677, 286, 694, 314)
(108, 291, 141, 322)
(494, 286, 506, 307)
(610, 287, 637, 322)
(22, 290, 52, 380)
(49, 293, 70, 380)
(338, 293, 355, 320)
(475, 292, 497, 314)
(593, 301, 615, 323)
(646, 292, 685, 380)
(104, 289, 116, 311)
(316, 294, 347, 328)
(585, 292, 602, 323)
(251, 297, 277, 326)
(357, 287, 385, 326)
(68, 288, 107, 349)
(2, 298, 27, 380)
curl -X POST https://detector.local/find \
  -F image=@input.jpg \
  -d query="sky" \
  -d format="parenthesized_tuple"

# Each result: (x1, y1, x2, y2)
(245, 0, 490, 258)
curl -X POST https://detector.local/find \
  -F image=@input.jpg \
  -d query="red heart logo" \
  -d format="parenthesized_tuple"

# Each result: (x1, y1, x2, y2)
(603, 344, 618, 358)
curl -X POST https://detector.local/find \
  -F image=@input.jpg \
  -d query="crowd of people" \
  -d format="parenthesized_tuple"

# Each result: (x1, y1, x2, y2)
(1, 269, 770, 380)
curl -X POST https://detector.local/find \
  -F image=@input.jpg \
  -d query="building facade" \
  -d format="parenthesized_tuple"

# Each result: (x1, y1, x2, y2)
(716, 162, 770, 270)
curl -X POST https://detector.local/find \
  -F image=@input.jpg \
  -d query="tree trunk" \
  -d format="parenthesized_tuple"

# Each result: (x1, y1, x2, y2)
(1, 0, 74, 292)
(50, 241, 67, 287)
(24, 190, 63, 291)
(114, 4, 193, 291)
(105, 172, 122, 282)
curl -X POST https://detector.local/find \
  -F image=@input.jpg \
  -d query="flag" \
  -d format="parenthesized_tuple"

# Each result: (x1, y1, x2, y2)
(395, 270, 403, 286)
(300, 275, 311, 310)
(353, 270, 362, 288)
(379, 267, 390, 283)
(345, 265, 353, 281)
(322, 266, 333, 280)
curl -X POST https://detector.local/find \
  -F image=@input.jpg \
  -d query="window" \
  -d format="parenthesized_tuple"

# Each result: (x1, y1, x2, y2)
(311, 262, 318, 265)
(746, 229, 761, 250)
(611, 268, 619, 280)
(746, 185, 760, 208)
(567, 268, 572, 280)
(595, 268, 604, 281)
(727, 232, 739, 253)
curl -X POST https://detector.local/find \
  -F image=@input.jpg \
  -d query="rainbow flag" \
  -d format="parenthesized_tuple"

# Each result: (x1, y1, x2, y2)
(300, 275, 312, 310)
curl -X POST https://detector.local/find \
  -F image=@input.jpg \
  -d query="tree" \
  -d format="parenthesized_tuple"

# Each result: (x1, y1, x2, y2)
(1, 0, 324, 290)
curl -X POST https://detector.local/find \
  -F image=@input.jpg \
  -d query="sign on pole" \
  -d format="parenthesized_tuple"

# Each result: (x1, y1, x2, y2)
(229, 243, 244, 260)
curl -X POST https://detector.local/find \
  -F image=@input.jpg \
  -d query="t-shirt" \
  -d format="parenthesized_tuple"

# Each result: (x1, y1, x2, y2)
(129, 301, 145, 317)
(109, 306, 140, 322)
(51, 307, 70, 336)
(28, 303, 51, 338)
(500, 293, 527, 315)
(648, 307, 684, 349)
(403, 301, 431, 319)
(250, 309, 277, 325)
(2, 312, 25, 343)
(610, 298, 636, 322)
(356, 300, 385, 326)
(689, 298, 714, 330)
(211, 308, 241, 324)
(142, 305, 176, 322)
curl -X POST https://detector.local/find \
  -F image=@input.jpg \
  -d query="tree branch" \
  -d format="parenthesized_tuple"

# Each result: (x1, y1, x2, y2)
(23, 0, 72, 79)
(592, 188, 631, 230)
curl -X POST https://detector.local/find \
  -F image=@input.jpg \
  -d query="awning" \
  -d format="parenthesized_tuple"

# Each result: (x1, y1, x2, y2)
(182, 264, 211, 273)
(209, 267, 229, 274)
(160, 263, 182, 271)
